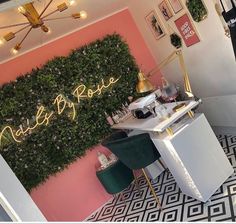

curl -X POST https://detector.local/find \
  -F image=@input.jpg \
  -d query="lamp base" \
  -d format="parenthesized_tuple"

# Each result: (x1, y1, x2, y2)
(173, 102, 186, 112)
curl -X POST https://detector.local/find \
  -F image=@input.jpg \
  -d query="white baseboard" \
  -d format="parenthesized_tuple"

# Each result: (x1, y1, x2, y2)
(212, 126, 236, 135)
(199, 94, 236, 127)
(83, 197, 113, 222)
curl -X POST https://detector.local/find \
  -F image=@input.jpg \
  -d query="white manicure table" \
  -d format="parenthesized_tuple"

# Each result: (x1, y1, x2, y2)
(112, 101, 233, 202)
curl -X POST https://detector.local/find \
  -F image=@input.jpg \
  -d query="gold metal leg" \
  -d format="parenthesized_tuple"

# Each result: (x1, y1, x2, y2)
(113, 193, 117, 199)
(188, 110, 194, 119)
(120, 192, 127, 205)
(141, 168, 162, 209)
(158, 158, 170, 173)
(166, 127, 173, 136)
(133, 170, 142, 197)
(158, 158, 166, 170)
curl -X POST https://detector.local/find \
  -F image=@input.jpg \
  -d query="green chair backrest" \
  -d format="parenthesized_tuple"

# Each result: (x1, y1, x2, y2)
(102, 133, 161, 170)
(102, 131, 128, 145)
(96, 160, 134, 194)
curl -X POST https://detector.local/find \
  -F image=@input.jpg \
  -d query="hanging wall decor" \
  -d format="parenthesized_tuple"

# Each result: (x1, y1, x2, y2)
(219, 0, 236, 59)
(174, 13, 200, 47)
(215, 3, 230, 38)
(145, 10, 165, 40)
(170, 33, 182, 48)
(0, 34, 139, 191)
(168, 24, 182, 49)
(158, 0, 173, 21)
(168, 0, 183, 14)
(186, 0, 208, 22)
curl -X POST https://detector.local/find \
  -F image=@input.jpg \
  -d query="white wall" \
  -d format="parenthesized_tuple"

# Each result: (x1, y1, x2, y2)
(126, 0, 236, 126)
(199, 94, 236, 127)
(0, 155, 46, 222)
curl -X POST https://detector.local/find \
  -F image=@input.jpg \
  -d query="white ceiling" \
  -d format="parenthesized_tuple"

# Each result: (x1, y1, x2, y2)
(0, 0, 128, 63)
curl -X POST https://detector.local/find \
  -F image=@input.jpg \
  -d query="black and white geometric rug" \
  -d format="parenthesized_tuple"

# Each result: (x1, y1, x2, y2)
(86, 135, 236, 222)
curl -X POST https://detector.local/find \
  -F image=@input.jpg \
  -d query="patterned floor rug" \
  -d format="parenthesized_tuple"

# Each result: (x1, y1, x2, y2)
(86, 134, 236, 222)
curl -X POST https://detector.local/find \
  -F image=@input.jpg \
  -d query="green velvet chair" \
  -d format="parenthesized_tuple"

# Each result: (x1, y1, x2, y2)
(102, 131, 164, 209)
(96, 160, 134, 196)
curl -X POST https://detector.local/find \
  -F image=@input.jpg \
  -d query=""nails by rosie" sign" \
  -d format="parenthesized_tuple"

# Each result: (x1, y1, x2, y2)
(0, 76, 120, 146)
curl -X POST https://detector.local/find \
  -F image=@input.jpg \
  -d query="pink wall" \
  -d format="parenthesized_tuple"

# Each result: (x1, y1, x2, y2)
(0, 9, 162, 221)
(31, 145, 112, 221)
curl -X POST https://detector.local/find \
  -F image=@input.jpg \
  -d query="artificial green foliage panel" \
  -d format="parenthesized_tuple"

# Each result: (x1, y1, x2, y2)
(0, 34, 139, 191)
(186, 0, 207, 22)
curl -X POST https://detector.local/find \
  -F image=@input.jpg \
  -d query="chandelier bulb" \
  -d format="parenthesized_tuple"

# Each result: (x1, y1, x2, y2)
(11, 49, 18, 55)
(79, 10, 87, 19)
(11, 45, 21, 55)
(18, 6, 26, 14)
(0, 38, 5, 46)
(11, 48, 19, 55)
(41, 25, 49, 33)
(46, 27, 51, 34)
(69, 0, 76, 6)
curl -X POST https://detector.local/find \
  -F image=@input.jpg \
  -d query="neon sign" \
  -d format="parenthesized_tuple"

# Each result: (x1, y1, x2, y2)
(0, 76, 120, 145)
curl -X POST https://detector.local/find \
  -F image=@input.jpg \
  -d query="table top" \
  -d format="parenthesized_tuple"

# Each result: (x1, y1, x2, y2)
(112, 100, 199, 132)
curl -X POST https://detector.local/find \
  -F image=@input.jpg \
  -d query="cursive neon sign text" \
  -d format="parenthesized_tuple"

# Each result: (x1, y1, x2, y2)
(0, 76, 120, 145)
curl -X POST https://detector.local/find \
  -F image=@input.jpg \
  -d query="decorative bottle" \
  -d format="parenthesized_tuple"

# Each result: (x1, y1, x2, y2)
(97, 151, 109, 168)
(112, 112, 120, 124)
(104, 111, 114, 126)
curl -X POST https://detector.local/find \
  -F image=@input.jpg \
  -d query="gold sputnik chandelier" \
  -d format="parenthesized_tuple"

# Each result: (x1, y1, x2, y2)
(0, 0, 87, 54)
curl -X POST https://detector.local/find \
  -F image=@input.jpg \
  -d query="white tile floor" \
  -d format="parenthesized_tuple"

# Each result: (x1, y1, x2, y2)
(86, 134, 236, 222)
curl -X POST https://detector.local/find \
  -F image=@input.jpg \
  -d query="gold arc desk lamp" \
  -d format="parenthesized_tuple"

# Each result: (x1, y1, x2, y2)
(0, 0, 87, 54)
(136, 50, 195, 136)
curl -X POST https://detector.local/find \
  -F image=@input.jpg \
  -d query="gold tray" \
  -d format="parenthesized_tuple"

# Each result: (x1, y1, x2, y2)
(172, 103, 186, 112)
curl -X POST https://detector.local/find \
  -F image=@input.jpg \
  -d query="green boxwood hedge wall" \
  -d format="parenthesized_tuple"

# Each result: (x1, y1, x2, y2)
(0, 34, 139, 191)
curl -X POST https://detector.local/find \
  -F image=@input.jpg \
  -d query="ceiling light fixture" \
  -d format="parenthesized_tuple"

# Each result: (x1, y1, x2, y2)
(0, 38, 5, 46)
(68, 0, 76, 6)
(0, 0, 87, 54)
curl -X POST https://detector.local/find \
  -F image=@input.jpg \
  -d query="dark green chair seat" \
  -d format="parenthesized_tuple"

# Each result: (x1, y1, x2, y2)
(96, 160, 134, 194)
(103, 133, 161, 170)
(102, 131, 163, 209)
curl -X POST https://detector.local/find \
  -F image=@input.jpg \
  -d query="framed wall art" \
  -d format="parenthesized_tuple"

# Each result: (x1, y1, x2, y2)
(168, 0, 183, 14)
(158, 0, 173, 21)
(145, 10, 165, 40)
(186, 0, 208, 22)
(174, 13, 200, 47)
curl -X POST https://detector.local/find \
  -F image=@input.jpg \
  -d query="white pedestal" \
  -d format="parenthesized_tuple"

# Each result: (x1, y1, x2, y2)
(150, 113, 234, 202)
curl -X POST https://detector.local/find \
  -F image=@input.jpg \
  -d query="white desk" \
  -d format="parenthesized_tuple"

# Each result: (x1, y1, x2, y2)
(112, 101, 233, 202)
(113, 101, 199, 132)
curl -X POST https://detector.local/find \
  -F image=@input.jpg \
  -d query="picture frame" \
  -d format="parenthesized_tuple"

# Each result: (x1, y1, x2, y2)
(186, 0, 208, 22)
(174, 13, 200, 47)
(145, 10, 165, 40)
(158, 0, 173, 21)
(168, 0, 183, 14)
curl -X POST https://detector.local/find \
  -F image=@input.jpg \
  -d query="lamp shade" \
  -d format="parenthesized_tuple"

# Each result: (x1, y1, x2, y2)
(136, 71, 154, 93)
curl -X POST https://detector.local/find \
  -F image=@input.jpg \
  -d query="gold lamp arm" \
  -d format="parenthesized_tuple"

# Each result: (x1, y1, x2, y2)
(43, 16, 72, 21)
(0, 22, 30, 29)
(176, 50, 194, 97)
(41, 2, 69, 19)
(136, 50, 194, 97)
(14, 24, 31, 34)
(41, 9, 58, 19)
(13, 26, 33, 52)
(39, 0, 54, 18)
(147, 51, 178, 77)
